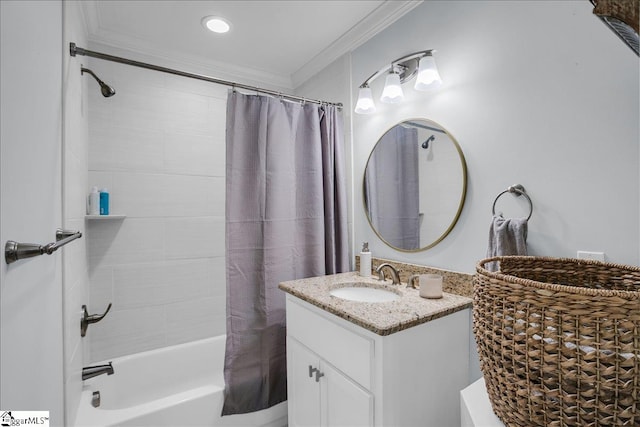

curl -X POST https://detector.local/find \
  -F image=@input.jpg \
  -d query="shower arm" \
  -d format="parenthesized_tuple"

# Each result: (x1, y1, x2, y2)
(81, 67, 116, 97)
(81, 67, 103, 84)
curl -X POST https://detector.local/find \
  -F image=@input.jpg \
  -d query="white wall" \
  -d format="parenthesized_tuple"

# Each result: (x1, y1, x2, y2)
(349, 0, 639, 272)
(62, 2, 90, 424)
(85, 59, 227, 362)
(0, 1, 64, 424)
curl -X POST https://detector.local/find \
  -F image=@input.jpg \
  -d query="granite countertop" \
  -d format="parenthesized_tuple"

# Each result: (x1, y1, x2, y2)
(279, 271, 472, 336)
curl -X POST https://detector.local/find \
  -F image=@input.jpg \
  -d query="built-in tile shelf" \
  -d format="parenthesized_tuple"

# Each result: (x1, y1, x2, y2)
(85, 214, 126, 220)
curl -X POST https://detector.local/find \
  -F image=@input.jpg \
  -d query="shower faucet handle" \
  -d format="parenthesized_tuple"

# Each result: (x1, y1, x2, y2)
(81, 303, 112, 337)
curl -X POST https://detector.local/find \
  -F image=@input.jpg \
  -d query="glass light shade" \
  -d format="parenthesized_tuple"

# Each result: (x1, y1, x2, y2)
(354, 86, 376, 114)
(414, 55, 442, 91)
(380, 72, 404, 103)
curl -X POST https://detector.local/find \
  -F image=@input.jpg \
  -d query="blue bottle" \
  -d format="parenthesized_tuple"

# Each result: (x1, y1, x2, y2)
(99, 188, 110, 215)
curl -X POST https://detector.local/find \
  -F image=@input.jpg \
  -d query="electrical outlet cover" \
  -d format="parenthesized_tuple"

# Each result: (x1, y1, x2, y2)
(577, 251, 605, 262)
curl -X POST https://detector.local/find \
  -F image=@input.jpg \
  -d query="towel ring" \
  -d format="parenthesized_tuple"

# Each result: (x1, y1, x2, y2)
(492, 184, 533, 220)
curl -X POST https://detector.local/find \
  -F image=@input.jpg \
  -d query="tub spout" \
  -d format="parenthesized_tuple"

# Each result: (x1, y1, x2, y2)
(82, 362, 114, 380)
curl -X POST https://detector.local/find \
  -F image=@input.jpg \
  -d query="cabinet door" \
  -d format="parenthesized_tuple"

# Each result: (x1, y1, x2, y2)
(287, 337, 322, 426)
(322, 361, 373, 427)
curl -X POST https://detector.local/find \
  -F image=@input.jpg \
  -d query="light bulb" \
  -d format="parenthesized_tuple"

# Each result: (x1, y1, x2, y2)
(380, 72, 404, 104)
(414, 54, 442, 91)
(354, 86, 376, 114)
(202, 16, 231, 33)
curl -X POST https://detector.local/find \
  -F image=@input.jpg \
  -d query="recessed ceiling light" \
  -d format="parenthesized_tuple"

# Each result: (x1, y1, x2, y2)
(202, 16, 231, 34)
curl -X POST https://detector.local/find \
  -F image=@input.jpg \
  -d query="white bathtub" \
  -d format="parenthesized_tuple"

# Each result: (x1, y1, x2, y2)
(75, 336, 287, 427)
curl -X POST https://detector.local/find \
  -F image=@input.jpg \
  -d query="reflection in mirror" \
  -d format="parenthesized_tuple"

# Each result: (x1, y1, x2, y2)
(363, 119, 467, 251)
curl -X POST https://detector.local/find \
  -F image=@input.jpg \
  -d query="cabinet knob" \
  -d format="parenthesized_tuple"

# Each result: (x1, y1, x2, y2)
(309, 365, 318, 378)
(308, 365, 324, 382)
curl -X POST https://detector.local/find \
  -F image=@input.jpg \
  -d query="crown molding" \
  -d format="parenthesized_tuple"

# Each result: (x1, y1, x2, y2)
(291, 0, 423, 88)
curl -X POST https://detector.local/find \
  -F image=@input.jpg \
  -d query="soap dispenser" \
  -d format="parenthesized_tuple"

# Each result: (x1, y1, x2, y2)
(359, 242, 371, 277)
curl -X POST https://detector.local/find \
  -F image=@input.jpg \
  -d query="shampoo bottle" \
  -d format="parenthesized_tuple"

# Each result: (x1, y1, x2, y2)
(99, 188, 110, 215)
(88, 186, 100, 215)
(359, 242, 371, 277)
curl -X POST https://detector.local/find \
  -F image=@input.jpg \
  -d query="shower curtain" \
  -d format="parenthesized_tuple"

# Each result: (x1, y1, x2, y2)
(364, 126, 420, 249)
(222, 91, 349, 415)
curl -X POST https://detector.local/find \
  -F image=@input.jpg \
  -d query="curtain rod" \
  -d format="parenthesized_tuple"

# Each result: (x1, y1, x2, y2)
(403, 121, 446, 134)
(69, 43, 342, 108)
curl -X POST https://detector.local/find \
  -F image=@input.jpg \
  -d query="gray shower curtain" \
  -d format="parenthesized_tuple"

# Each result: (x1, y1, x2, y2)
(364, 126, 420, 249)
(222, 91, 349, 415)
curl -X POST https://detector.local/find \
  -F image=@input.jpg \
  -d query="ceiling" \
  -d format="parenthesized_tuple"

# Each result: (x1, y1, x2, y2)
(81, 0, 421, 90)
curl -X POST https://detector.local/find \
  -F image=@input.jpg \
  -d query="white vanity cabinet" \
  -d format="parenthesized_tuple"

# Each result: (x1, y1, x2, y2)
(287, 338, 373, 426)
(285, 294, 471, 427)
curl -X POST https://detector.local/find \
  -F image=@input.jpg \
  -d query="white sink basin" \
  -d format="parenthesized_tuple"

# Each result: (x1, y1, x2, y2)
(330, 285, 400, 303)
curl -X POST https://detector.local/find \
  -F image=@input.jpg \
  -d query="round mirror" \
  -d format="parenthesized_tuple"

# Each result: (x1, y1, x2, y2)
(363, 119, 467, 251)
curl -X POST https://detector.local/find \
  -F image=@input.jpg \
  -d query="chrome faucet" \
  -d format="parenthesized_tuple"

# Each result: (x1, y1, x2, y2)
(82, 362, 114, 381)
(375, 263, 401, 285)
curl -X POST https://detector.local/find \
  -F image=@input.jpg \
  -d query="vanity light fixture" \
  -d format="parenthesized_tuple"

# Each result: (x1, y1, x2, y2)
(380, 69, 404, 104)
(354, 85, 376, 114)
(355, 50, 441, 114)
(414, 53, 442, 90)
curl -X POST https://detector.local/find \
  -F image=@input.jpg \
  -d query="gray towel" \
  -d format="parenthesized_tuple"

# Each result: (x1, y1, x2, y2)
(486, 214, 528, 272)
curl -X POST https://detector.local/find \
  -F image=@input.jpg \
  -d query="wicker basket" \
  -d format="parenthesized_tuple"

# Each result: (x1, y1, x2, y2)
(473, 256, 640, 427)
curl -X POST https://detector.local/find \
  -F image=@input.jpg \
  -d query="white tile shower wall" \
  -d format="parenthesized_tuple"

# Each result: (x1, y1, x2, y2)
(86, 59, 227, 362)
(62, 1, 89, 424)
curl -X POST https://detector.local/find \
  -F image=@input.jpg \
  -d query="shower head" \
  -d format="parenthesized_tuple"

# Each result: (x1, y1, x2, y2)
(81, 67, 116, 97)
(421, 135, 435, 149)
